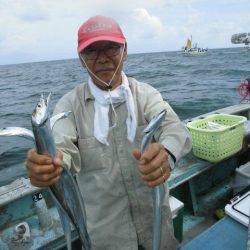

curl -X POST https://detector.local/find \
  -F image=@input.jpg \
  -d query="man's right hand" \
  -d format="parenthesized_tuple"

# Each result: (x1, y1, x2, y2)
(26, 149, 63, 188)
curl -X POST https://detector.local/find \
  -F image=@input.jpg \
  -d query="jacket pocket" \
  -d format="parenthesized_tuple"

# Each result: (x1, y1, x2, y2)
(78, 137, 111, 173)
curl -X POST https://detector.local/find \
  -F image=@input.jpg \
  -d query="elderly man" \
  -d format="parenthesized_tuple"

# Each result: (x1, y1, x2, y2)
(26, 15, 191, 249)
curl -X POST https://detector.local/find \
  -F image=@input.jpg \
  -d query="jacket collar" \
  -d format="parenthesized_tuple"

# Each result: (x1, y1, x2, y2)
(84, 82, 94, 101)
(84, 74, 132, 101)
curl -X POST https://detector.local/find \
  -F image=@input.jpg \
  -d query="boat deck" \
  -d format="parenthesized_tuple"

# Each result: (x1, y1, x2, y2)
(0, 103, 249, 249)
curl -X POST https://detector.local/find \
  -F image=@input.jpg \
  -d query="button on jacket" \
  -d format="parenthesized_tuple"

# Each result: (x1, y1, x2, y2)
(53, 76, 192, 250)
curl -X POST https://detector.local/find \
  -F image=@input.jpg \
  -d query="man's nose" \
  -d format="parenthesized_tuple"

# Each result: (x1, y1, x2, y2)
(96, 49, 108, 63)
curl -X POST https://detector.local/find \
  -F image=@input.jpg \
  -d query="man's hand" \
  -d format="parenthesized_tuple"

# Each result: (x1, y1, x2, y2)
(133, 143, 170, 187)
(26, 149, 63, 188)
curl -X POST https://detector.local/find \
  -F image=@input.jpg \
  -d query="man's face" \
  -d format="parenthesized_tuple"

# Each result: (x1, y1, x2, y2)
(80, 41, 127, 89)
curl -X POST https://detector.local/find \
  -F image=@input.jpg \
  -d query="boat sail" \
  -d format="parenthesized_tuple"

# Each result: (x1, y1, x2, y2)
(186, 38, 191, 50)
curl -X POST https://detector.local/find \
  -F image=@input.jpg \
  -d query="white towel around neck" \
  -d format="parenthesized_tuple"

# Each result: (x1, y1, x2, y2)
(88, 72, 137, 145)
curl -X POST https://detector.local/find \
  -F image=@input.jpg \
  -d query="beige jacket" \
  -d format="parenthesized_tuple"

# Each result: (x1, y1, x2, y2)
(53, 77, 192, 250)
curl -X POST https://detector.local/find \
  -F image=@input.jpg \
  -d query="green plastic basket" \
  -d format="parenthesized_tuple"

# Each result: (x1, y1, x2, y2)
(187, 114, 246, 163)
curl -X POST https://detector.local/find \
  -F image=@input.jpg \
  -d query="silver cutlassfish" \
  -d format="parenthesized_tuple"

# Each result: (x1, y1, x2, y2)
(0, 94, 91, 250)
(141, 110, 167, 250)
(247, 208, 250, 250)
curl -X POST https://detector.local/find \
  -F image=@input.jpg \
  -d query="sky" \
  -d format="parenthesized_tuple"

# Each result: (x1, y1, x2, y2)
(0, 0, 250, 65)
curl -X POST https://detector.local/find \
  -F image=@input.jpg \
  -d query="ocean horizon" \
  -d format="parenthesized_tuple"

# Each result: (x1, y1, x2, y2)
(0, 46, 243, 67)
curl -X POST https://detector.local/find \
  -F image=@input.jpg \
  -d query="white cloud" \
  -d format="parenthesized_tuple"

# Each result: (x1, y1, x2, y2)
(131, 8, 165, 39)
(0, 0, 249, 64)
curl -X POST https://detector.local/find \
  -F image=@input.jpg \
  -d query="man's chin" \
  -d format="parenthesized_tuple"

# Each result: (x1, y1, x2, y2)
(95, 71, 113, 83)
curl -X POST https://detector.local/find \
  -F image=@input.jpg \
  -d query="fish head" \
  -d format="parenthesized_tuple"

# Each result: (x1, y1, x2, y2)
(32, 93, 51, 126)
(143, 110, 166, 134)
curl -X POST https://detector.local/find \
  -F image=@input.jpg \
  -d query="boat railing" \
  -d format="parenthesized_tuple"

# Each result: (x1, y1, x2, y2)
(0, 103, 249, 208)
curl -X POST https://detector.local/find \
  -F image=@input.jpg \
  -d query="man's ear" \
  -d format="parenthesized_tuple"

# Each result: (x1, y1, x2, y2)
(123, 54, 128, 61)
(123, 43, 128, 61)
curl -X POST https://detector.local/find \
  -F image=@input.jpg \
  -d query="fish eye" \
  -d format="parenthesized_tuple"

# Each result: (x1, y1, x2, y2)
(38, 104, 41, 108)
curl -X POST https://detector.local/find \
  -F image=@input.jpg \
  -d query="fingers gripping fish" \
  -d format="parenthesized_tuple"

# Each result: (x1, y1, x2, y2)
(141, 110, 167, 250)
(0, 94, 91, 250)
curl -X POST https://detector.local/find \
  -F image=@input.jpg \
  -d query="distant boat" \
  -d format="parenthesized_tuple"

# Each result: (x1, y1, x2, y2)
(181, 36, 208, 55)
(231, 32, 250, 50)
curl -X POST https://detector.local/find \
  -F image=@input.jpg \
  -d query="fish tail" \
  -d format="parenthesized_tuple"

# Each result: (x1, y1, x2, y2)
(60, 211, 72, 250)
(49, 189, 72, 249)
(65, 229, 72, 250)
(153, 185, 165, 250)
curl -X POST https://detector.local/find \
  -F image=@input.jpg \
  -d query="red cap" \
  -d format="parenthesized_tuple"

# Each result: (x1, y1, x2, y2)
(77, 15, 126, 54)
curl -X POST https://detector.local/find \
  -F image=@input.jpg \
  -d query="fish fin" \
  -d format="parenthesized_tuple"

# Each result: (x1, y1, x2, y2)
(60, 169, 91, 249)
(46, 93, 52, 107)
(0, 127, 34, 140)
(50, 112, 72, 129)
(65, 229, 72, 250)
(49, 170, 91, 249)
(153, 185, 165, 250)
(49, 189, 72, 250)
(58, 207, 72, 250)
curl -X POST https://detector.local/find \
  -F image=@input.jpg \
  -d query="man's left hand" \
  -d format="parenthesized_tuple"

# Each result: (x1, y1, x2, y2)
(133, 143, 170, 187)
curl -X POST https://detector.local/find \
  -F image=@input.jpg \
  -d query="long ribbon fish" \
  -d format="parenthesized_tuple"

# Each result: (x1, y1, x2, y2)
(0, 94, 91, 250)
(248, 209, 250, 250)
(141, 110, 167, 250)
